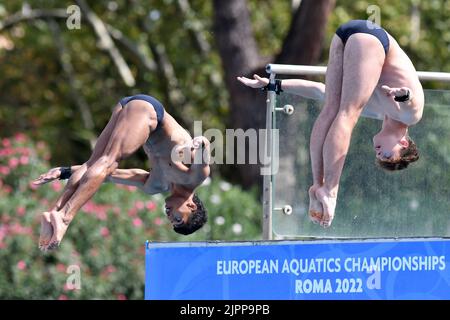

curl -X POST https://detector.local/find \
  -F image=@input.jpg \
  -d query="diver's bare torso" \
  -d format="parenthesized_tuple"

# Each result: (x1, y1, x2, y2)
(364, 34, 424, 125)
(141, 113, 204, 194)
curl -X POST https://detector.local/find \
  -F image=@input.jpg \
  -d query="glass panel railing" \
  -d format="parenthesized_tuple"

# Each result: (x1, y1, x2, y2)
(273, 89, 450, 238)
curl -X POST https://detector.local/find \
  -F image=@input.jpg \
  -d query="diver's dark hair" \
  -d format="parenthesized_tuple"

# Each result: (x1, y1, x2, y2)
(377, 136, 419, 171)
(173, 194, 207, 235)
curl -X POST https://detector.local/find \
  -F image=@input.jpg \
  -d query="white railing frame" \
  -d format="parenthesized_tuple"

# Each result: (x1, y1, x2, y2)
(266, 64, 450, 81)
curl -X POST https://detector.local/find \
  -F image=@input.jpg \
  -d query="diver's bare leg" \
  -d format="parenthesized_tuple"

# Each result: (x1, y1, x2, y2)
(309, 35, 344, 223)
(319, 33, 385, 227)
(44, 101, 153, 251)
(39, 105, 122, 250)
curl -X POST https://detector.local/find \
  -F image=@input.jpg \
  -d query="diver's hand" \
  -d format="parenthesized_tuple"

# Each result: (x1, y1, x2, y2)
(32, 167, 62, 186)
(192, 136, 210, 164)
(192, 136, 210, 149)
(237, 74, 269, 89)
(381, 85, 412, 101)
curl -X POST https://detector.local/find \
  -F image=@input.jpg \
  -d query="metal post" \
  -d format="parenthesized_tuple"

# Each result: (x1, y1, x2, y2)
(262, 73, 276, 240)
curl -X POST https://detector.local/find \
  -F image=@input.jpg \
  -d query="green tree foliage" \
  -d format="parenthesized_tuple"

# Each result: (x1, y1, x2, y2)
(1, 0, 450, 299)
(0, 0, 229, 167)
(1, 1, 449, 174)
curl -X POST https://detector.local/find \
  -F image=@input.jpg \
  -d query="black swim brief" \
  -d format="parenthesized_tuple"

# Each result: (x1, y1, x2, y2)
(119, 94, 165, 132)
(336, 20, 390, 55)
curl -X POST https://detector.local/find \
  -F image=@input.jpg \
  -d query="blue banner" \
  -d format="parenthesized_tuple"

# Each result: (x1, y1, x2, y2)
(145, 239, 450, 300)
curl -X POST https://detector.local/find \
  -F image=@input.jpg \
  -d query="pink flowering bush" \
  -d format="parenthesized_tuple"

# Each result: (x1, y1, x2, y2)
(0, 134, 261, 299)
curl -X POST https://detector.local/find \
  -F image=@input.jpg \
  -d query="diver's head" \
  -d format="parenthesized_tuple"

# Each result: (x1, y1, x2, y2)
(373, 132, 419, 170)
(165, 192, 207, 235)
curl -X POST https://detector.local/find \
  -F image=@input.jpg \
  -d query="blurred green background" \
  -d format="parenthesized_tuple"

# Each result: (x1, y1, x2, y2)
(0, 0, 449, 299)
